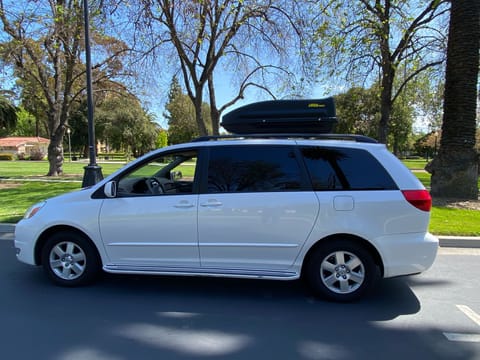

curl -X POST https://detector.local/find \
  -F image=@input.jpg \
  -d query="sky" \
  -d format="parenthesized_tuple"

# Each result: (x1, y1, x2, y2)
(145, 68, 331, 131)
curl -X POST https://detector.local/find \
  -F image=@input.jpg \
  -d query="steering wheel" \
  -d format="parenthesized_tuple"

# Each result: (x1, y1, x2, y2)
(146, 177, 164, 195)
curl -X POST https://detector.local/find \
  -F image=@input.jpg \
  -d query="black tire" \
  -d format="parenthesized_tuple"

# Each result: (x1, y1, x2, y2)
(305, 239, 379, 302)
(41, 231, 101, 287)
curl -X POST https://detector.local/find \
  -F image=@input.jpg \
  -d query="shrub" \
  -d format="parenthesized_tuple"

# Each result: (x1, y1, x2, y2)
(0, 153, 14, 161)
(29, 149, 46, 160)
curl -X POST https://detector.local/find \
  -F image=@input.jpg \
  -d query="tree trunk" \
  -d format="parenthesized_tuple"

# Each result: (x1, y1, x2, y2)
(427, 0, 479, 199)
(192, 87, 208, 136)
(378, 65, 394, 144)
(378, 96, 391, 145)
(210, 107, 220, 136)
(47, 125, 65, 176)
(208, 75, 220, 135)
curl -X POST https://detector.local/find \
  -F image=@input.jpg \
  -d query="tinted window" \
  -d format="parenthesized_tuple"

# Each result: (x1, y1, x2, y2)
(301, 146, 397, 190)
(207, 146, 305, 193)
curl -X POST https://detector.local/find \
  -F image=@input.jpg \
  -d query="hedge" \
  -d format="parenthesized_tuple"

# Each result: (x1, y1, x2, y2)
(0, 153, 14, 161)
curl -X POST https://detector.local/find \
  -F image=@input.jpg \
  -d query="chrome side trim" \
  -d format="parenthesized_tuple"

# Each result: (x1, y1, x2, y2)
(107, 242, 298, 248)
(200, 243, 299, 248)
(103, 264, 299, 280)
(107, 242, 198, 247)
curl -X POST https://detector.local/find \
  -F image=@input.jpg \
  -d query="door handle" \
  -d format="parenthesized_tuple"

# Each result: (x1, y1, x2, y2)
(200, 200, 223, 207)
(174, 201, 195, 208)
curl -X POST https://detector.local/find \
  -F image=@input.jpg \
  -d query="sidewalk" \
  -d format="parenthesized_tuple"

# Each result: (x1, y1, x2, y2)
(1, 223, 479, 248)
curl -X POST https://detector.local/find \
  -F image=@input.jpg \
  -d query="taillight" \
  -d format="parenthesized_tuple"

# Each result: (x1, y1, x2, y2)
(401, 190, 432, 212)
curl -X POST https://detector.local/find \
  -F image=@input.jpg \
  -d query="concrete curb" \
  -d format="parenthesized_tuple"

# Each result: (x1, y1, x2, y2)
(436, 236, 480, 249)
(0, 223, 15, 234)
(1, 223, 479, 248)
(0, 224, 15, 241)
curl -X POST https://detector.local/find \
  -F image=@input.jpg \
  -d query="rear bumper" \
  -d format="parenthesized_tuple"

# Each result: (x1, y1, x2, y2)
(376, 232, 439, 278)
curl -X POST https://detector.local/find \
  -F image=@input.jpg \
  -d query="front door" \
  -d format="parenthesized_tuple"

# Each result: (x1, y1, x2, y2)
(99, 149, 200, 268)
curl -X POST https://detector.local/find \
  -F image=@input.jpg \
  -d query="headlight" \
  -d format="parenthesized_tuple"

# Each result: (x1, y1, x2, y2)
(24, 201, 46, 219)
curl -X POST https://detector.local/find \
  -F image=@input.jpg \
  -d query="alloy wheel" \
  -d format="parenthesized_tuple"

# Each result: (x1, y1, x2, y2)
(320, 250, 365, 294)
(48, 241, 86, 280)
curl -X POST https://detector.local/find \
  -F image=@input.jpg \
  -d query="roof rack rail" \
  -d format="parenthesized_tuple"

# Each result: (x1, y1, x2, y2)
(193, 133, 378, 143)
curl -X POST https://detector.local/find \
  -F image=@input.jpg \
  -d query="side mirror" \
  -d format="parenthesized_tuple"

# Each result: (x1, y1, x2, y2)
(104, 181, 117, 198)
(170, 170, 183, 181)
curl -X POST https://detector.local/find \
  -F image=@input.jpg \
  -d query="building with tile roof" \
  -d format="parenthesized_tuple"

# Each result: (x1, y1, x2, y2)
(0, 137, 49, 159)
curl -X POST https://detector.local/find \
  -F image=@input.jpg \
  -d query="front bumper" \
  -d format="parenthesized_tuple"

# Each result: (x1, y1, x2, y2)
(14, 219, 39, 266)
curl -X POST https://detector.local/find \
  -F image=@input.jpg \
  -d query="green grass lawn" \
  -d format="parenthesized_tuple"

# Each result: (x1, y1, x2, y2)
(0, 160, 124, 179)
(397, 160, 480, 235)
(402, 158, 429, 170)
(1, 159, 479, 236)
(0, 181, 80, 223)
(430, 207, 480, 236)
(414, 171, 431, 188)
(0, 161, 125, 223)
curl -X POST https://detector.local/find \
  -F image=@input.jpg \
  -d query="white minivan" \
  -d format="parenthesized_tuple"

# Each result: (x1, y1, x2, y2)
(15, 134, 438, 302)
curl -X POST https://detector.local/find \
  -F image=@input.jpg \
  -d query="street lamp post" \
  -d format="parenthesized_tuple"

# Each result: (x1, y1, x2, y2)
(67, 128, 72, 162)
(81, 0, 103, 187)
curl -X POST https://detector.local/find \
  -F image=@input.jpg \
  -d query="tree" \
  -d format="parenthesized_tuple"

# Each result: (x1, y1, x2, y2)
(66, 99, 91, 157)
(415, 131, 440, 159)
(335, 85, 414, 155)
(412, 73, 444, 132)
(0, 0, 129, 175)
(164, 76, 211, 144)
(389, 95, 414, 156)
(139, 0, 302, 136)
(95, 94, 160, 157)
(0, 94, 16, 136)
(335, 87, 380, 138)
(15, 77, 50, 137)
(426, 0, 479, 199)
(314, 0, 449, 143)
(11, 107, 38, 137)
(156, 130, 168, 148)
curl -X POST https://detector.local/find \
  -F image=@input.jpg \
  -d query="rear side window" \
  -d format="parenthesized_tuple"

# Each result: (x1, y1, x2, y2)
(207, 146, 306, 193)
(301, 146, 397, 191)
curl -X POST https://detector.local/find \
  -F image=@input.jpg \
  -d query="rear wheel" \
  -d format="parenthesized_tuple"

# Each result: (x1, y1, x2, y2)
(41, 231, 100, 286)
(305, 239, 379, 302)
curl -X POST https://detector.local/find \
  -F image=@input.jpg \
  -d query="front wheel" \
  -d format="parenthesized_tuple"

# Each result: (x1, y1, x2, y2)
(41, 231, 100, 287)
(305, 239, 379, 302)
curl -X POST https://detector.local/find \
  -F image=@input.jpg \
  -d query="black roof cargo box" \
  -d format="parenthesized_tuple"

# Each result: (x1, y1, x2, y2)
(221, 98, 337, 134)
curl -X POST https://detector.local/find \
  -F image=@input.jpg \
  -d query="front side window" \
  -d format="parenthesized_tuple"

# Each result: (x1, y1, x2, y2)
(207, 146, 305, 193)
(117, 150, 198, 196)
(301, 146, 397, 191)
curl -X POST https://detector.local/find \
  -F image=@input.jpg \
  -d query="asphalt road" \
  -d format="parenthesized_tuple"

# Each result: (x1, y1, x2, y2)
(0, 240, 479, 360)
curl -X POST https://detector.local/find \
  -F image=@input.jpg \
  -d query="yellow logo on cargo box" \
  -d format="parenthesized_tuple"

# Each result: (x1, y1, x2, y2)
(308, 103, 326, 108)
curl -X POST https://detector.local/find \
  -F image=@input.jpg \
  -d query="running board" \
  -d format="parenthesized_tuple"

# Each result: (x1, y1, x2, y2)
(103, 264, 299, 280)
